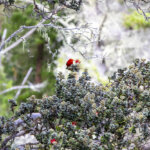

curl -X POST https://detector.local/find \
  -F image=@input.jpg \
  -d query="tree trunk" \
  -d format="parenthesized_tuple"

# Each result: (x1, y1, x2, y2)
(35, 43, 44, 83)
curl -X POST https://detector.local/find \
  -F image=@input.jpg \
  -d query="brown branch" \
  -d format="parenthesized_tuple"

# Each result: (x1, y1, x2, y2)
(140, 141, 150, 150)
(97, 14, 107, 47)
(1, 131, 26, 149)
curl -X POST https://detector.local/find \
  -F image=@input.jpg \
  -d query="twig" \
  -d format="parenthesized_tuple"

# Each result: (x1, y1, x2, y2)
(0, 23, 90, 53)
(0, 26, 37, 54)
(20, 0, 50, 13)
(141, 141, 150, 150)
(0, 29, 7, 66)
(1, 131, 26, 149)
(97, 14, 107, 47)
(14, 67, 33, 101)
(124, 0, 150, 20)
(0, 82, 47, 95)
(14, 113, 42, 126)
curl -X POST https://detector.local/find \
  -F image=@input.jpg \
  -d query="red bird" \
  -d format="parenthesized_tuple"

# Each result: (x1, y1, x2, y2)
(66, 59, 74, 67)
(66, 59, 81, 67)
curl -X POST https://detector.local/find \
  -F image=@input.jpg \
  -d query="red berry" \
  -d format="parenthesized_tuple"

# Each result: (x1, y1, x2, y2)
(51, 138, 56, 144)
(72, 121, 77, 126)
(66, 59, 74, 67)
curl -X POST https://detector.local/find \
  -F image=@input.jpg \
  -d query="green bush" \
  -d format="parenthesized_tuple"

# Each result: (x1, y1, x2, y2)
(123, 11, 150, 29)
(0, 68, 14, 117)
(0, 58, 150, 149)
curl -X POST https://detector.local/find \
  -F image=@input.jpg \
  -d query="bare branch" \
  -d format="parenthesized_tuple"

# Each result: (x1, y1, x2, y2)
(14, 67, 33, 101)
(0, 29, 7, 66)
(0, 82, 47, 95)
(14, 113, 42, 126)
(0, 6, 64, 55)
(1, 130, 26, 149)
(97, 13, 107, 47)
(141, 140, 150, 150)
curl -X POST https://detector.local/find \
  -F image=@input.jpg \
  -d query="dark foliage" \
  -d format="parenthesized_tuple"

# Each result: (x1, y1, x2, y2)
(0, 59, 150, 150)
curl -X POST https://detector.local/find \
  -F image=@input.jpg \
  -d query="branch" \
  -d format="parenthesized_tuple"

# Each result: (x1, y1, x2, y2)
(97, 13, 107, 47)
(22, 0, 50, 12)
(124, 0, 150, 20)
(0, 82, 47, 95)
(0, 26, 37, 54)
(0, 25, 90, 56)
(16, 141, 39, 148)
(14, 113, 42, 126)
(1, 112, 42, 149)
(1, 130, 26, 149)
(0, 6, 64, 55)
(0, 29, 7, 66)
(141, 141, 150, 150)
(14, 67, 33, 101)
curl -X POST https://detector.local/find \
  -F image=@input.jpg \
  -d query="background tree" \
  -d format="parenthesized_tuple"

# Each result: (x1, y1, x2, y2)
(0, 0, 82, 115)
(1, 5, 62, 98)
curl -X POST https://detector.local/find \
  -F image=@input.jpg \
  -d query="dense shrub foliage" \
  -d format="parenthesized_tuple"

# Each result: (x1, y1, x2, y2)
(0, 68, 14, 117)
(0, 59, 150, 150)
(124, 11, 150, 29)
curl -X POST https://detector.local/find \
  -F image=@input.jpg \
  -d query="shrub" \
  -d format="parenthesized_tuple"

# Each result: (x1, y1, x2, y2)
(0, 58, 150, 150)
(0, 68, 14, 117)
(123, 11, 150, 30)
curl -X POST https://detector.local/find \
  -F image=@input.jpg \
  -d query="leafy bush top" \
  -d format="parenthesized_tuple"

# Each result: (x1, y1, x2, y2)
(0, 58, 150, 150)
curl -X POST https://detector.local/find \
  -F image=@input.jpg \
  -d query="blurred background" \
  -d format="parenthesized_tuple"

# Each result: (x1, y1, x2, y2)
(0, 0, 150, 116)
